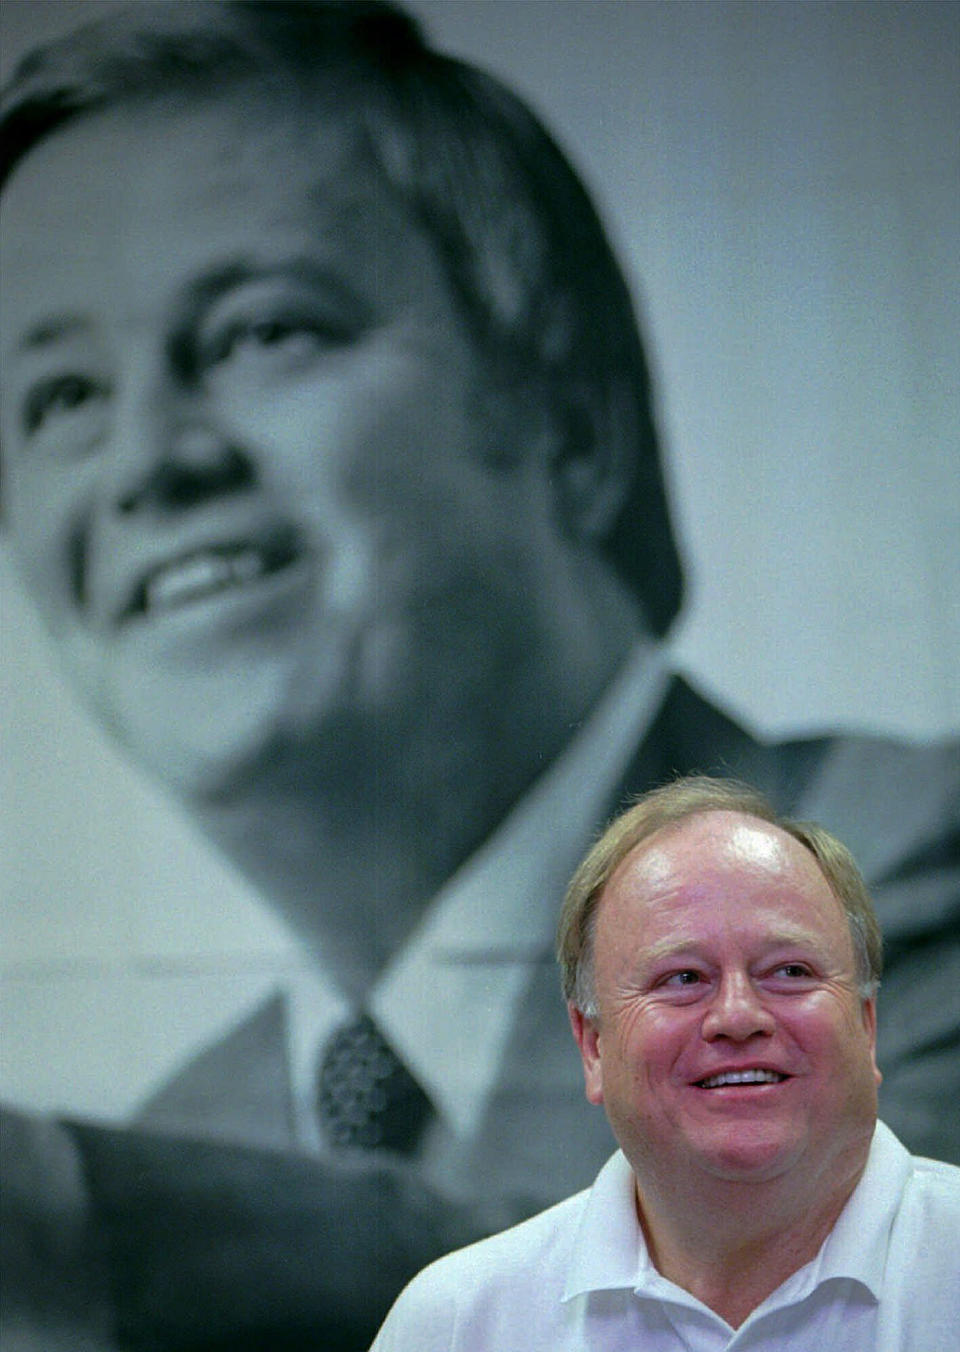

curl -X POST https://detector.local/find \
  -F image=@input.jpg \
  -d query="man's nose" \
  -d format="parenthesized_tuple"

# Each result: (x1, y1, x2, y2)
(107, 386, 253, 517)
(700, 971, 776, 1042)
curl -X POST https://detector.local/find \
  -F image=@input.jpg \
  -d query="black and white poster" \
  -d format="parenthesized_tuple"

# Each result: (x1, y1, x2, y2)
(2, 3, 957, 1348)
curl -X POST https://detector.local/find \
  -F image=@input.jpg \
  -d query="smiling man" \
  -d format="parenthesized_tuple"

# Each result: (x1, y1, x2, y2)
(1, 2, 959, 1349)
(372, 777, 960, 1349)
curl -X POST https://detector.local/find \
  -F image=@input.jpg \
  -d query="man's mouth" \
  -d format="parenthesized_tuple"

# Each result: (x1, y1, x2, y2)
(123, 533, 301, 620)
(696, 1069, 788, 1089)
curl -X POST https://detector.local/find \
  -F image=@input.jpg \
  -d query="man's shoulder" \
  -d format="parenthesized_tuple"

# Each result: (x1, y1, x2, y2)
(870, 1121, 960, 1211)
(649, 674, 960, 778)
(411, 1181, 589, 1291)
(874, 1135, 960, 1337)
(371, 1181, 591, 1349)
(904, 1150, 960, 1210)
(632, 675, 958, 854)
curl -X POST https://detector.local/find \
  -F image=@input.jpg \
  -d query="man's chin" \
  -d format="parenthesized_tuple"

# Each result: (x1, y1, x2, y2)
(90, 650, 331, 804)
(101, 682, 292, 806)
(116, 722, 274, 806)
(694, 1131, 801, 1184)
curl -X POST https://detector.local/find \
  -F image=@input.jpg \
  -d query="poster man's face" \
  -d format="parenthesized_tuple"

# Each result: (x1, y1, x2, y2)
(1, 91, 601, 803)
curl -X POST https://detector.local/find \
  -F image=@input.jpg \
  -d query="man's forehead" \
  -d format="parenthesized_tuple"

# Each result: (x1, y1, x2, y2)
(2, 84, 378, 214)
(602, 811, 840, 925)
(618, 811, 791, 878)
(589, 809, 863, 981)
(0, 88, 445, 352)
(637, 917, 837, 965)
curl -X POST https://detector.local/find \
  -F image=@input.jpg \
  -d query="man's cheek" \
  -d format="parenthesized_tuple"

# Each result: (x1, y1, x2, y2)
(304, 515, 381, 622)
(8, 474, 78, 605)
(10, 534, 68, 637)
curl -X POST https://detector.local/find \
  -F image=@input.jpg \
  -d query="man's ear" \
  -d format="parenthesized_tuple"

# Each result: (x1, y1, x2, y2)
(568, 1002, 605, 1106)
(862, 996, 883, 1089)
(548, 379, 635, 544)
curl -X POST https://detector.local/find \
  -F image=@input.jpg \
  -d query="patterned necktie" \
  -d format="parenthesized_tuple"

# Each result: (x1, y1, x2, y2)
(316, 1014, 433, 1154)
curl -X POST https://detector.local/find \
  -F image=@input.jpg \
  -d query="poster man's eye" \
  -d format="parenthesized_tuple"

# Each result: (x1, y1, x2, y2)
(203, 314, 352, 373)
(23, 373, 105, 436)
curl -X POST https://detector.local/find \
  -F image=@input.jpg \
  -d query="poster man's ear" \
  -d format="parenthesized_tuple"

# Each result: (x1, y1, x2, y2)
(548, 379, 636, 543)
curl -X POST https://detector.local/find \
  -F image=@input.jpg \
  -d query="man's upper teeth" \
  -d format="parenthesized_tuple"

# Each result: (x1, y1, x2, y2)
(145, 546, 268, 612)
(700, 1069, 784, 1088)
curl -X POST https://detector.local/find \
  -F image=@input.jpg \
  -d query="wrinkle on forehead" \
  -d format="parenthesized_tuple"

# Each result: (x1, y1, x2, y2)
(608, 811, 831, 915)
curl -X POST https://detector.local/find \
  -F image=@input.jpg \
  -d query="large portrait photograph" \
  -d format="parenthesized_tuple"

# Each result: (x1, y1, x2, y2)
(1, 2, 957, 1348)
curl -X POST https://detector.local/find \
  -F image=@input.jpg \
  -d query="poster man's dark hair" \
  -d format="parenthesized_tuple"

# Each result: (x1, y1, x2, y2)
(1, 0, 683, 632)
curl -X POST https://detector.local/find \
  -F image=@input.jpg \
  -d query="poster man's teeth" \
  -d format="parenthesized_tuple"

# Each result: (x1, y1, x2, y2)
(145, 549, 267, 611)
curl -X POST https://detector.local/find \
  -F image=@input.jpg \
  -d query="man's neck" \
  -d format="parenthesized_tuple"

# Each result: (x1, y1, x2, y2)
(190, 628, 649, 995)
(196, 773, 474, 996)
(635, 1140, 872, 1329)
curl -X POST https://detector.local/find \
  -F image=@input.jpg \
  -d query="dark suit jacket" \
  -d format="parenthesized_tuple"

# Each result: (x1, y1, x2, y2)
(68, 677, 959, 1349)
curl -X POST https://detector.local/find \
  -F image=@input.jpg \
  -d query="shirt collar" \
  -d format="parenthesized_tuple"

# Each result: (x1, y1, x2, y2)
(564, 1150, 648, 1299)
(786, 1120, 912, 1300)
(563, 1122, 911, 1307)
(370, 643, 669, 1137)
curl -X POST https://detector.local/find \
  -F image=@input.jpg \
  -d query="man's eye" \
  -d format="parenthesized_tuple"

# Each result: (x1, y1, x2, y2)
(23, 374, 104, 435)
(203, 316, 347, 370)
(773, 963, 814, 980)
(663, 970, 703, 988)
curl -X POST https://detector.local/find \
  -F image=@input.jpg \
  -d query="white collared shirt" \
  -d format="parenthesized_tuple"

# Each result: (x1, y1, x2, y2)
(370, 1122, 960, 1351)
(284, 644, 669, 1152)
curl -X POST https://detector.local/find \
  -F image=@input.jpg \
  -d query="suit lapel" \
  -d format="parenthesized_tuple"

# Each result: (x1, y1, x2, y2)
(136, 990, 297, 1150)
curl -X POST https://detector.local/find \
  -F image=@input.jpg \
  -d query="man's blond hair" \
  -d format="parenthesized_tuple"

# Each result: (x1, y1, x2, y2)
(557, 775, 883, 1017)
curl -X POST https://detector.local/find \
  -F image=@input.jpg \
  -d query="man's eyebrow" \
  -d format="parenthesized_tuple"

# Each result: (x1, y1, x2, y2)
(165, 258, 374, 363)
(5, 260, 369, 368)
(640, 928, 825, 967)
(12, 314, 91, 356)
(187, 258, 369, 312)
(638, 939, 706, 968)
(189, 262, 263, 306)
